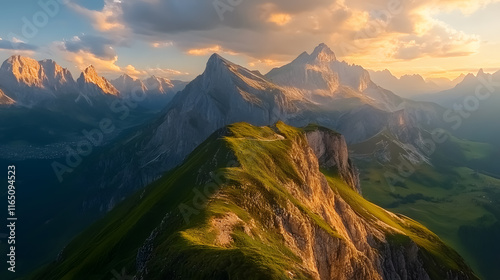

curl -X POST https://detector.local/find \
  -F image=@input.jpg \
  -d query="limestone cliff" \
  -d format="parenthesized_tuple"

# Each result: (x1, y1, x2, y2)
(304, 125, 361, 193)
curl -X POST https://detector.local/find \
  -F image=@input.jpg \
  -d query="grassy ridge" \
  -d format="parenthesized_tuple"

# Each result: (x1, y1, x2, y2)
(31, 122, 476, 279)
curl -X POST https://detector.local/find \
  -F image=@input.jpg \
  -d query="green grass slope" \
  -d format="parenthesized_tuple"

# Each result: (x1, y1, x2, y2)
(351, 129, 500, 279)
(31, 122, 477, 280)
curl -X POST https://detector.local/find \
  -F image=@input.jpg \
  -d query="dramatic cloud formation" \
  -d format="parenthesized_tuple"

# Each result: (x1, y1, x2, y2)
(58, 0, 500, 79)
(61, 34, 117, 60)
(54, 35, 189, 79)
(68, 0, 124, 32)
(68, 0, 494, 66)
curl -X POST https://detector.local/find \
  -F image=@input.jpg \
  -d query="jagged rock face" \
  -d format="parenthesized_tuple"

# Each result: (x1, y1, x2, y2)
(266, 44, 340, 95)
(143, 75, 173, 94)
(331, 60, 372, 92)
(38, 59, 76, 91)
(0, 55, 77, 105)
(0, 55, 46, 88)
(77, 65, 120, 97)
(109, 75, 188, 110)
(110, 74, 147, 97)
(305, 128, 361, 193)
(266, 44, 403, 111)
(0, 89, 15, 105)
(142, 76, 187, 95)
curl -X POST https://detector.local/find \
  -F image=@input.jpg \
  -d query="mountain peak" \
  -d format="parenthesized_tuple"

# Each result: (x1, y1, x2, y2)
(1, 56, 60, 89)
(39, 58, 57, 65)
(119, 73, 135, 81)
(310, 43, 336, 62)
(4, 54, 37, 65)
(477, 68, 485, 76)
(1, 55, 42, 76)
(203, 53, 243, 78)
(78, 66, 119, 96)
(206, 53, 230, 68)
(83, 65, 97, 74)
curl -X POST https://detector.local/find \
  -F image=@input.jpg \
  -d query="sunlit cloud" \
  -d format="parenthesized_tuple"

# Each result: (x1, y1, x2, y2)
(186, 45, 237, 56)
(56, 44, 188, 80)
(248, 58, 285, 70)
(151, 41, 174, 48)
(267, 13, 292, 26)
(143, 67, 190, 78)
(68, 0, 125, 32)
(69, 0, 500, 78)
(60, 35, 117, 60)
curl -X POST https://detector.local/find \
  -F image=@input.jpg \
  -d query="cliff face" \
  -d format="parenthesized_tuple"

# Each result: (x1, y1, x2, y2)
(304, 126, 361, 193)
(36, 122, 477, 280)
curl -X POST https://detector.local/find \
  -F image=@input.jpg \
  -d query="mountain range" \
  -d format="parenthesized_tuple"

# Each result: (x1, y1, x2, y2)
(77, 44, 439, 211)
(369, 69, 466, 97)
(0, 55, 187, 109)
(0, 43, 498, 279)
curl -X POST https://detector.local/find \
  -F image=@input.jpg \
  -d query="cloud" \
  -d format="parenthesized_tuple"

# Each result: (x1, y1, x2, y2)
(393, 22, 480, 59)
(60, 34, 117, 60)
(74, 0, 498, 68)
(143, 67, 190, 78)
(64, 49, 121, 74)
(54, 41, 188, 79)
(68, 0, 124, 32)
(151, 41, 174, 48)
(121, 65, 190, 79)
(186, 45, 237, 56)
(0, 38, 38, 51)
(267, 13, 292, 26)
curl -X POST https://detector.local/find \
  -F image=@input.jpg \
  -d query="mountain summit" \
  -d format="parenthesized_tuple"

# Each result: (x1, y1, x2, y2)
(110, 74, 147, 97)
(0, 55, 77, 105)
(266, 43, 401, 110)
(77, 65, 120, 97)
(310, 42, 337, 62)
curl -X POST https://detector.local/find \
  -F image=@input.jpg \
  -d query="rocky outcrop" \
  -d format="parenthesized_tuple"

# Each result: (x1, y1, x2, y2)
(77, 65, 120, 97)
(0, 89, 15, 105)
(305, 126, 361, 193)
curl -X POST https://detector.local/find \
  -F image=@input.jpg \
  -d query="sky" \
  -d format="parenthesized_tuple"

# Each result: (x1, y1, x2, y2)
(0, 0, 498, 81)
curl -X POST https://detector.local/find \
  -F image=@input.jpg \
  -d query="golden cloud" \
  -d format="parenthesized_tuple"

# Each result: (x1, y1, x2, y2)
(267, 13, 292, 26)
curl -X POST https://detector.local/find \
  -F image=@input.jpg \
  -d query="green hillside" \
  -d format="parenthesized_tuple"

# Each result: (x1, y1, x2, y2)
(31, 122, 477, 279)
(351, 129, 500, 279)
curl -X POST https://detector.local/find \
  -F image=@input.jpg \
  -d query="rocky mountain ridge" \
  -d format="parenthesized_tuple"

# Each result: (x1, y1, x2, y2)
(0, 55, 187, 108)
(33, 122, 478, 280)
(79, 44, 443, 215)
